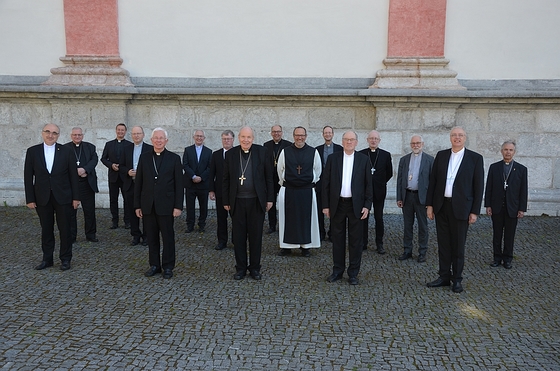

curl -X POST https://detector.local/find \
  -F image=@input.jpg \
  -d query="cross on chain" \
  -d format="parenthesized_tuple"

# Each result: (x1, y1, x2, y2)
(239, 175, 246, 185)
(297, 165, 302, 175)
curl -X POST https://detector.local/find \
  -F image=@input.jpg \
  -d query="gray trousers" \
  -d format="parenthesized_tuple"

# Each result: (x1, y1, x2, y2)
(402, 191, 429, 256)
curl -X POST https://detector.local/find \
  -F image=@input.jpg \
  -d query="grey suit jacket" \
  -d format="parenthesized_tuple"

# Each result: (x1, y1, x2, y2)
(396, 151, 434, 205)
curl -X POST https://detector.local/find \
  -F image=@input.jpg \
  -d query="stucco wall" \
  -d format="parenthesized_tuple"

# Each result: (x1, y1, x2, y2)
(1, 0, 559, 79)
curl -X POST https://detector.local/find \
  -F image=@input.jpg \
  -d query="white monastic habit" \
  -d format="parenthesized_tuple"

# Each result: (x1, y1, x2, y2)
(276, 148, 322, 249)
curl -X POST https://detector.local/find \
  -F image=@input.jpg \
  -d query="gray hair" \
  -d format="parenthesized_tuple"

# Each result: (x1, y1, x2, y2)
(151, 127, 168, 139)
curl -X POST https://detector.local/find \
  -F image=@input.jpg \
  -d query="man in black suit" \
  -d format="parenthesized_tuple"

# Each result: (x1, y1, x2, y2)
(223, 127, 274, 281)
(315, 125, 343, 241)
(101, 123, 132, 229)
(396, 135, 434, 262)
(183, 129, 212, 233)
(65, 127, 99, 243)
(24, 123, 80, 271)
(134, 128, 183, 279)
(122, 126, 153, 246)
(426, 126, 484, 293)
(323, 130, 373, 285)
(485, 140, 528, 269)
(263, 125, 291, 234)
(359, 130, 393, 254)
(209, 130, 235, 250)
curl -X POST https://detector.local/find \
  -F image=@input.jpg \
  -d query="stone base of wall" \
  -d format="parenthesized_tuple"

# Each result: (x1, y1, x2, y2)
(1, 78, 559, 215)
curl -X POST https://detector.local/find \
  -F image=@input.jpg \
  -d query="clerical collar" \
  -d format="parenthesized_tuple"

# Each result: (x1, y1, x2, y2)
(273, 141, 280, 145)
(135, 143, 142, 147)
(75, 143, 80, 147)
(154, 151, 162, 156)
(413, 151, 421, 156)
(325, 143, 332, 147)
(504, 161, 511, 165)
(370, 148, 377, 152)
(117, 139, 123, 143)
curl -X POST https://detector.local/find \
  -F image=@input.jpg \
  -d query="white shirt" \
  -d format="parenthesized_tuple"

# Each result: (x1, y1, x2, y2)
(340, 152, 354, 197)
(444, 147, 465, 197)
(44, 143, 56, 173)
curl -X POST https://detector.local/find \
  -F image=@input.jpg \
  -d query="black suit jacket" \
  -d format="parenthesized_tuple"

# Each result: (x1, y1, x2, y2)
(322, 151, 373, 219)
(101, 139, 132, 183)
(209, 148, 227, 198)
(359, 147, 393, 201)
(64, 141, 99, 193)
(315, 143, 343, 190)
(122, 142, 153, 191)
(426, 148, 484, 220)
(24, 143, 80, 206)
(263, 139, 292, 191)
(222, 145, 274, 214)
(134, 149, 184, 216)
(484, 160, 528, 217)
(396, 151, 434, 205)
(182, 145, 212, 190)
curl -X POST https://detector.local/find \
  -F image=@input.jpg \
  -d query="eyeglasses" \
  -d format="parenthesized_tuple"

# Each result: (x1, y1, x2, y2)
(410, 142, 422, 145)
(342, 138, 357, 142)
(43, 130, 59, 136)
(294, 134, 307, 137)
(71, 134, 83, 137)
(450, 134, 465, 138)
(367, 137, 380, 141)
(271, 130, 282, 134)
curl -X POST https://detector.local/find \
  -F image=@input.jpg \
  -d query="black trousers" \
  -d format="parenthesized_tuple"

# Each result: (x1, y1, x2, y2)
(232, 197, 264, 273)
(35, 192, 73, 263)
(331, 198, 363, 278)
(316, 189, 330, 240)
(402, 191, 429, 255)
(185, 188, 209, 229)
(144, 206, 176, 270)
(215, 196, 231, 245)
(435, 199, 469, 283)
(491, 206, 518, 264)
(109, 177, 130, 225)
(362, 197, 386, 248)
(125, 182, 144, 239)
(70, 180, 96, 241)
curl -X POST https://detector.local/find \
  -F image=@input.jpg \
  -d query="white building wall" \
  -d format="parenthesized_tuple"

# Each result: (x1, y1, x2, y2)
(0, 0, 66, 76)
(0, 0, 559, 79)
(118, 0, 388, 78)
(446, 0, 560, 80)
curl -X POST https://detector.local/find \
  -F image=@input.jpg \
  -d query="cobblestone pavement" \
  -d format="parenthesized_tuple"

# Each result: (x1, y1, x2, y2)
(0, 206, 559, 370)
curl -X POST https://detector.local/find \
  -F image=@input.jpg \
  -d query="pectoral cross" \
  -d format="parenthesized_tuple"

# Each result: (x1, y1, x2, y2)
(371, 167, 376, 175)
(504, 181, 508, 190)
(76, 161, 80, 166)
(239, 175, 246, 185)
(297, 165, 302, 175)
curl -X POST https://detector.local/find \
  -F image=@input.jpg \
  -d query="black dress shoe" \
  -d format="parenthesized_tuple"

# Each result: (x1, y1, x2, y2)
(362, 245, 368, 251)
(198, 227, 205, 233)
(417, 254, 426, 263)
(266, 227, 276, 234)
(86, 236, 99, 242)
(300, 248, 311, 257)
(327, 273, 343, 283)
(110, 223, 118, 229)
(377, 246, 386, 255)
(279, 249, 291, 256)
(60, 261, 71, 271)
(427, 277, 451, 287)
(124, 223, 131, 229)
(131, 237, 141, 246)
(141, 236, 148, 246)
(398, 252, 412, 260)
(35, 261, 53, 270)
(348, 277, 359, 285)
(185, 227, 194, 233)
(144, 266, 162, 277)
(250, 271, 262, 280)
(215, 243, 227, 250)
(452, 281, 464, 293)
(234, 271, 246, 280)
(490, 261, 501, 267)
(503, 261, 512, 269)
(162, 269, 173, 279)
